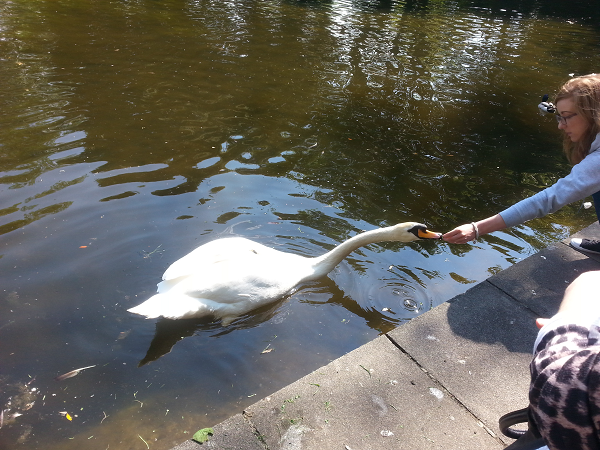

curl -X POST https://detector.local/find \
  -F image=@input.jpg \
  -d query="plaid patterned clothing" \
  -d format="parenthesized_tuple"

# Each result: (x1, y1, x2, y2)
(530, 323, 600, 450)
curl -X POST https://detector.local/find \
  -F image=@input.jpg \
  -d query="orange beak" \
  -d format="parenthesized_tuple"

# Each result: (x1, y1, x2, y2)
(418, 229, 443, 239)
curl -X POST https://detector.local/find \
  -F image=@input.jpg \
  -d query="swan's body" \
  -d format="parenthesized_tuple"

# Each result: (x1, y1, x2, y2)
(128, 222, 441, 324)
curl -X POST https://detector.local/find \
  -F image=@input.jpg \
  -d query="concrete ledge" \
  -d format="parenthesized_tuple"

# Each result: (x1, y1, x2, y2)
(388, 282, 537, 445)
(244, 334, 501, 450)
(488, 241, 600, 318)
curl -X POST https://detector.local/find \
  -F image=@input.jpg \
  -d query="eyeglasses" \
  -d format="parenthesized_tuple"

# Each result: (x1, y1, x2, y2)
(556, 113, 578, 125)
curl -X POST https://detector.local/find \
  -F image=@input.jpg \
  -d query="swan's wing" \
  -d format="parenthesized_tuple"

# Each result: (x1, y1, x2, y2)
(162, 251, 311, 305)
(162, 237, 266, 281)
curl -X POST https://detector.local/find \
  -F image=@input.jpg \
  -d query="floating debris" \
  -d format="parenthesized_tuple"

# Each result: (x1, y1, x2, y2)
(138, 434, 149, 449)
(117, 330, 132, 340)
(403, 298, 419, 311)
(58, 411, 73, 421)
(22, 402, 34, 411)
(142, 244, 164, 259)
(55, 365, 96, 382)
(0, 320, 15, 331)
(381, 430, 394, 437)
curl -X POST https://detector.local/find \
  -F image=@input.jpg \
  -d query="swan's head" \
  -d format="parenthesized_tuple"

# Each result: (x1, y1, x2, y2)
(393, 222, 442, 242)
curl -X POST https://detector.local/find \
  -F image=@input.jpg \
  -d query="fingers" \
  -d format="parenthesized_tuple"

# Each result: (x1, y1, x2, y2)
(536, 318, 549, 329)
(442, 232, 466, 244)
(442, 225, 474, 244)
(442, 232, 461, 243)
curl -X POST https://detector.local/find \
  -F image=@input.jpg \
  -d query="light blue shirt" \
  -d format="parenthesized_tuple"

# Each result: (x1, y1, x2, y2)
(500, 133, 600, 228)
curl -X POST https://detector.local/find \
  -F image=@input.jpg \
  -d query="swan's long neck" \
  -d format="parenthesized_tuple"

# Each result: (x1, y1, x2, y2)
(308, 226, 399, 280)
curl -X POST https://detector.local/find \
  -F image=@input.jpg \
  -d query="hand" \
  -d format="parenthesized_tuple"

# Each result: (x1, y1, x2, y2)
(536, 318, 549, 329)
(442, 224, 476, 244)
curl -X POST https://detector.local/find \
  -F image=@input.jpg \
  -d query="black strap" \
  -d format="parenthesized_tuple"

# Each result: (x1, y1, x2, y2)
(499, 407, 546, 450)
(499, 407, 529, 438)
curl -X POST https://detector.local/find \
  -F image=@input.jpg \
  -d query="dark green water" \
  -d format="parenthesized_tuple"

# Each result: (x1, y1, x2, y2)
(1, 0, 599, 448)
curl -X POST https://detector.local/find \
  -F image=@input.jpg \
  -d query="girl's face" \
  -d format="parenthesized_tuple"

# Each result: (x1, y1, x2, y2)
(556, 97, 590, 143)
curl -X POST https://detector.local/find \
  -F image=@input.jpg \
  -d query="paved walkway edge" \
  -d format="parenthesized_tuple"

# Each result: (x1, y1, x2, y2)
(172, 223, 600, 450)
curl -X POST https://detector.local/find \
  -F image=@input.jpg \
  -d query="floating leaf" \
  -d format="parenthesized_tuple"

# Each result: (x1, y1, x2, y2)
(192, 427, 214, 444)
(59, 411, 73, 421)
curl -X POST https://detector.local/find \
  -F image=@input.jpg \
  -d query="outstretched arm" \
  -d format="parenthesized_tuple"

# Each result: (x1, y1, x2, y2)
(442, 214, 507, 244)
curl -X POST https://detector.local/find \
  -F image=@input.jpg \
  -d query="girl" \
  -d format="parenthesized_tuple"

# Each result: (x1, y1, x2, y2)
(443, 74, 600, 254)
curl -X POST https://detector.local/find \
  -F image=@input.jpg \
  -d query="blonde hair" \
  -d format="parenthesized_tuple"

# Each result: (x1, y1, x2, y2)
(554, 74, 600, 164)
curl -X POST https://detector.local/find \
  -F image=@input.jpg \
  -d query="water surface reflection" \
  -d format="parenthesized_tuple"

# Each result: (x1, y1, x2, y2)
(1, 0, 599, 448)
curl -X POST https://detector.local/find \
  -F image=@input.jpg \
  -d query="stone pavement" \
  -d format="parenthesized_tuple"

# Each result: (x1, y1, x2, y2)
(172, 222, 600, 450)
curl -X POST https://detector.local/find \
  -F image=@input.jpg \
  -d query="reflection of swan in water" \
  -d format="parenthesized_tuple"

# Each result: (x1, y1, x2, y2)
(137, 278, 425, 366)
(137, 299, 286, 366)
(128, 222, 441, 325)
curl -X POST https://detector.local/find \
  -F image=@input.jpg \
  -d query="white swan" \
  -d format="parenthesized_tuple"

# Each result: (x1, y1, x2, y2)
(128, 222, 441, 324)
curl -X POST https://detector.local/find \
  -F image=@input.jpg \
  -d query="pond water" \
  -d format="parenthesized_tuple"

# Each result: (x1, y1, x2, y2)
(1, 0, 599, 448)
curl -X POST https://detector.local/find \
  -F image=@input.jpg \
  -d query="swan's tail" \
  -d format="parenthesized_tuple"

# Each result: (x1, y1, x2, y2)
(127, 293, 212, 320)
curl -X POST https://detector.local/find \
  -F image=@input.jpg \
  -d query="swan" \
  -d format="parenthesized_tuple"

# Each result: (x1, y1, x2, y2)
(127, 222, 441, 324)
